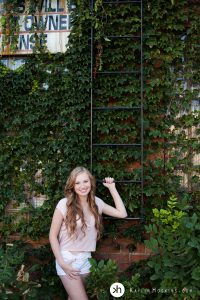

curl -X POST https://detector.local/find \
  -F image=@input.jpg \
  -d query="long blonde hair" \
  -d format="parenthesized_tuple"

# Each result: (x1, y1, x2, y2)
(64, 166, 102, 239)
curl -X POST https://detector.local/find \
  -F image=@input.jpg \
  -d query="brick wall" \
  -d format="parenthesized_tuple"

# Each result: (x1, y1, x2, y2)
(93, 219, 151, 272)
(10, 220, 151, 272)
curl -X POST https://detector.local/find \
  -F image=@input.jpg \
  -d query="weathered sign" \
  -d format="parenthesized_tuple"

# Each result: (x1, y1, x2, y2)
(0, 0, 71, 55)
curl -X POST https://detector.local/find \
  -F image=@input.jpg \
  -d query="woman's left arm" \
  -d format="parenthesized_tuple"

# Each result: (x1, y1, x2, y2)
(102, 177, 127, 218)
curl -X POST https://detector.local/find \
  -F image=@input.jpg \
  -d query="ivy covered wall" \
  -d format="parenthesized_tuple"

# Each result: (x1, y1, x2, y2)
(0, 0, 199, 299)
(0, 0, 199, 239)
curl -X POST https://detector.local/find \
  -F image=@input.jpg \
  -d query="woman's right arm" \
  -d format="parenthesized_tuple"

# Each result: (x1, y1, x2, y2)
(49, 208, 80, 279)
(49, 208, 66, 266)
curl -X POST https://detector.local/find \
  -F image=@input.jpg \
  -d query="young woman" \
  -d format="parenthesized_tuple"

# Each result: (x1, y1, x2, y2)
(49, 166, 127, 300)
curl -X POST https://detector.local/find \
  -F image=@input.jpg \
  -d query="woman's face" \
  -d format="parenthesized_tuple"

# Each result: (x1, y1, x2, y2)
(74, 172, 91, 199)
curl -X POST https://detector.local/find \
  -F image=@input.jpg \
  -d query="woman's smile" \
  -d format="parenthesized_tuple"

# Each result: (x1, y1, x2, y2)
(74, 172, 91, 198)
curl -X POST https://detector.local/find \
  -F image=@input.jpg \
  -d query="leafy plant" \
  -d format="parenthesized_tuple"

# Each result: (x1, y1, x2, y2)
(86, 258, 118, 300)
(0, 242, 41, 299)
(121, 274, 147, 300)
(145, 195, 200, 299)
(0, 242, 66, 299)
(86, 258, 150, 300)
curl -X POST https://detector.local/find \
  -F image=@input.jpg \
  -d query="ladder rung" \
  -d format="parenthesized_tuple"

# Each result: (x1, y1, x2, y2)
(93, 143, 141, 147)
(103, 1, 141, 4)
(103, 216, 142, 220)
(93, 106, 141, 110)
(96, 179, 142, 184)
(105, 35, 141, 39)
(96, 70, 140, 75)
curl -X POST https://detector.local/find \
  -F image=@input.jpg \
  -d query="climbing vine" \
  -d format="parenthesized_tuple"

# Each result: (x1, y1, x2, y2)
(0, 1, 199, 299)
(0, 0, 199, 240)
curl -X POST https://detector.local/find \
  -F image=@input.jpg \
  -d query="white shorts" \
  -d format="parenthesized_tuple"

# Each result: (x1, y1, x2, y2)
(56, 251, 92, 276)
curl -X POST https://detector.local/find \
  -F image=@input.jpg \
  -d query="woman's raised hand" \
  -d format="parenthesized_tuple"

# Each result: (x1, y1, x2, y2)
(103, 177, 115, 189)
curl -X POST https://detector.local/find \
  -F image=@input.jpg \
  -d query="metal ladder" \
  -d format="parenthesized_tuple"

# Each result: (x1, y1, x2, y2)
(90, 0, 144, 220)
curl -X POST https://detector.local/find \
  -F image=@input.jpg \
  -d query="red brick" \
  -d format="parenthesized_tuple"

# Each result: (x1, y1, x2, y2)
(116, 237, 133, 253)
(117, 262, 132, 272)
(93, 253, 109, 261)
(97, 237, 115, 247)
(108, 253, 130, 263)
(117, 220, 138, 230)
(145, 247, 152, 255)
(119, 245, 133, 254)
(129, 254, 150, 263)
(97, 245, 120, 254)
(117, 237, 133, 245)
(8, 235, 49, 249)
(133, 243, 146, 254)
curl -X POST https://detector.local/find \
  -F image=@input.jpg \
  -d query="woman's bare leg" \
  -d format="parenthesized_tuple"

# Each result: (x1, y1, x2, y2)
(60, 275, 89, 300)
(81, 272, 90, 284)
